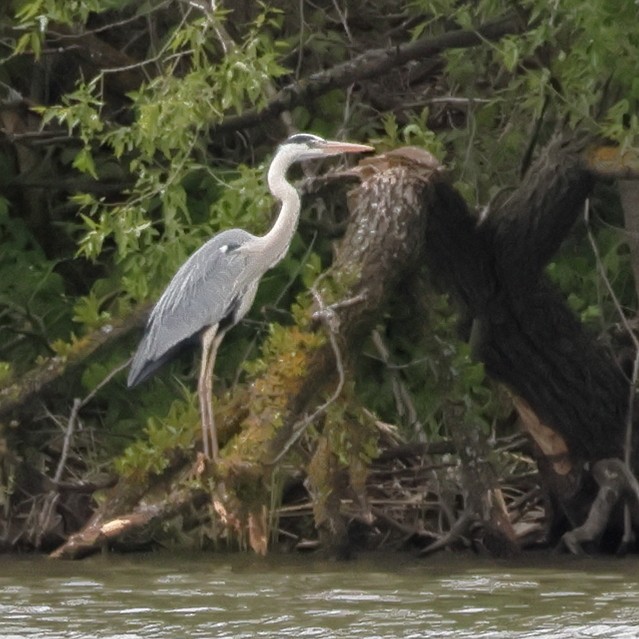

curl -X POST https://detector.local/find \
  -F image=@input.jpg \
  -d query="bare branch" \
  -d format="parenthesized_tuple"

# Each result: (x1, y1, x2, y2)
(584, 198, 638, 467)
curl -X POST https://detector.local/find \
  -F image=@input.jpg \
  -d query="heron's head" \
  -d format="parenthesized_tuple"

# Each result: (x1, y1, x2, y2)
(278, 133, 374, 163)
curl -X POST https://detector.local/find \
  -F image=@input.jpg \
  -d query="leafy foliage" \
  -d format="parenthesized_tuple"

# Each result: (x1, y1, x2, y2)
(357, 293, 501, 442)
(0, 0, 637, 549)
(115, 395, 199, 480)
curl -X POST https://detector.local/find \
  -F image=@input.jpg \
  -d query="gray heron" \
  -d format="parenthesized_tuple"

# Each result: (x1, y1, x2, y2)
(127, 134, 373, 461)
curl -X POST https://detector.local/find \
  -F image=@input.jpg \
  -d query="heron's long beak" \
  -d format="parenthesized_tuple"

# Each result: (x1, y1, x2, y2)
(320, 140, 375, 155)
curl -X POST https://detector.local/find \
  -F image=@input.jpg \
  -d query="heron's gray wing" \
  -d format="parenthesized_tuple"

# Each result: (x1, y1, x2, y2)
(128, 229, 256, 387)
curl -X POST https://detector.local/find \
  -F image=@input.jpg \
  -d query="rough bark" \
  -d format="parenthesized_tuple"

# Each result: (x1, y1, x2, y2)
(424, 134, 637, 545)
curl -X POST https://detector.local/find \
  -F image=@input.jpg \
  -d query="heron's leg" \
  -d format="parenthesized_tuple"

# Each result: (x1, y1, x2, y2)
(198, 325, 225, 461)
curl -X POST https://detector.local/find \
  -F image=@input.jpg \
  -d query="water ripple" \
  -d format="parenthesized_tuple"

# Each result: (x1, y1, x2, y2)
(0, 554, 638, 638)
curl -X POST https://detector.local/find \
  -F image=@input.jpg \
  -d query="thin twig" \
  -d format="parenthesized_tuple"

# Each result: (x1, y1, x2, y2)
(53, 399, 80, 484)
(584, 199, 638, 467)
(47, 2, 172, 39)
(419, 510, 473, 556)
(82, 357, 132, 408)
(371, 328, 423, 439)
(330, 0, 353, 43)
(295, 0, 305, 80)
(98, 5, 194, 77)
(52, 358, 131, 485)
(268, 290, 365, 464)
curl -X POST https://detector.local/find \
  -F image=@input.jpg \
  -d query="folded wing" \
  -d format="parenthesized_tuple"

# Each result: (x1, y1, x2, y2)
(127, 228, 255, 387)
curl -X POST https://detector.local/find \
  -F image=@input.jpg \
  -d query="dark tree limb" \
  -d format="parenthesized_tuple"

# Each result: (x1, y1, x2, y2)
(214, 13, 524, 134)
(423, 133, 635, 541)
(426, 136, 629, 459)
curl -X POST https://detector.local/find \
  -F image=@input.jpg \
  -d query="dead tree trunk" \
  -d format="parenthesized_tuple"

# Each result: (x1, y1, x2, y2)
(424, 134, 638, 550)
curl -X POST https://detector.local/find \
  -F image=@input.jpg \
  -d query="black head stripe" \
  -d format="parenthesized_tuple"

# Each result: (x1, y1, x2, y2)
(284, 133, 324, 146)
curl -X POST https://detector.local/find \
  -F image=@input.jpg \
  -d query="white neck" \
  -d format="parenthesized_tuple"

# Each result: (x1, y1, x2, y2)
(253, 147, 301, 268)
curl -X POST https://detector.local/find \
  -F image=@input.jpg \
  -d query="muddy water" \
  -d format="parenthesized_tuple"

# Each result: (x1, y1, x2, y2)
(1, 552, 638, 638)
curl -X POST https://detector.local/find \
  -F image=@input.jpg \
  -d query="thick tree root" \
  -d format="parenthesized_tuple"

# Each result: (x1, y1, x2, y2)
(561, 458, 639, 554)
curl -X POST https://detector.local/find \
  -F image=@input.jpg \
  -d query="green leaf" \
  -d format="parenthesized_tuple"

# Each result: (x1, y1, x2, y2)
(72, 147, 98, 179)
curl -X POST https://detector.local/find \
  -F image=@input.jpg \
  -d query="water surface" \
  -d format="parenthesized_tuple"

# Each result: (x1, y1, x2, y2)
(1, 552, 638, 638)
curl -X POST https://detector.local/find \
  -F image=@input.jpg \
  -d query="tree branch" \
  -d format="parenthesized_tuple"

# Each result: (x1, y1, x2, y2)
(214, 12, 524, 133)
(0, 304, 150, 422)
